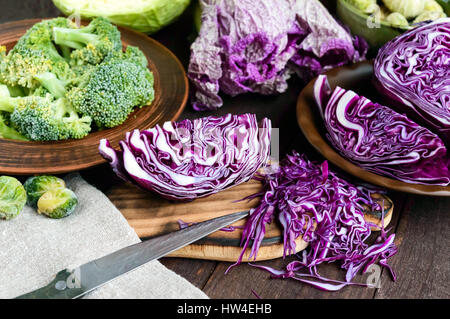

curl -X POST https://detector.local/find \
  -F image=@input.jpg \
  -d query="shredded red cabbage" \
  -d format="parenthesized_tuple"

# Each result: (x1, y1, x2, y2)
(251, 289, 262, 299)
(229, 152, 397, 291)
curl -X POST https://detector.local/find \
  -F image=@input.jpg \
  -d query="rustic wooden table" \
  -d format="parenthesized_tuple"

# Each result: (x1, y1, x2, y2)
(2, 0, 448, 299)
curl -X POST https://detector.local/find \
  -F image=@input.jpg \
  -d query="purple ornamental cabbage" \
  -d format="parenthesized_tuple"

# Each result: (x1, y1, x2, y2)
(188, 0, 367, 111)
(374, 18, 450, 144)
(99, 113, 272, 201)
(315, 75, 450, 186)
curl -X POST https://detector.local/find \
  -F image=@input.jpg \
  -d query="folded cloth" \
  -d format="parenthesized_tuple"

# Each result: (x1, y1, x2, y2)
(0, 173, 208, 299)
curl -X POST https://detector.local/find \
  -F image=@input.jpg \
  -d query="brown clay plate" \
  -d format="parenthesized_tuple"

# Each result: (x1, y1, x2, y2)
(297, 60, 450, 196)
(0, 19, 188, 175)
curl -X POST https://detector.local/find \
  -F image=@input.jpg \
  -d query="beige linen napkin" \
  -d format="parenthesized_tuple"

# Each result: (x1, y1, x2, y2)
(0, 173, 208, 299)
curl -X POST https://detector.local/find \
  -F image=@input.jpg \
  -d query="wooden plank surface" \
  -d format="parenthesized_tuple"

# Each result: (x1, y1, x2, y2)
(3, 0, 450, 299)
(105, 177, 392, 262)
(375, 196, 450, 299)
(105, 179, 312, 262)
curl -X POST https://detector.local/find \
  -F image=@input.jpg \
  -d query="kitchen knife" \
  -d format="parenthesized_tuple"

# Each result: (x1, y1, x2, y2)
(15, 210, 249, 299)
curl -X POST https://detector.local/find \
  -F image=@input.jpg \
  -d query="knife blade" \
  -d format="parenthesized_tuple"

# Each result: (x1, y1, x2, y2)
(15, 210, 249, 299)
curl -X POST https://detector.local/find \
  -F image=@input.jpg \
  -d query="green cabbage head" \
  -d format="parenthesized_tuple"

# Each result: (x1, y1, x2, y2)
(52, 0, 191, 34)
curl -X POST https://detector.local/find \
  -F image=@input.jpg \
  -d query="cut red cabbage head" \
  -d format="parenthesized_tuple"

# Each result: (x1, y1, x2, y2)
(315, 75, 450, 186)
(229, 152, 397, 291)
(99, 114, 271, 201)
(374, 18, 450, 144)
(188, 0, 367, 111)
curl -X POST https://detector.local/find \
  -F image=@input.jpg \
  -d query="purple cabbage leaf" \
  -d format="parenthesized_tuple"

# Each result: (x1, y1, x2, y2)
(315, 74, 450, 186)
(374, 18, 450, 144)
(188, 0, 367, 111)
(99, 113, 271, 201)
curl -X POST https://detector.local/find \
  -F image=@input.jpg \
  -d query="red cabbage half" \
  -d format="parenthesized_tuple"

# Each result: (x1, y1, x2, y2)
(315, 75, 450, 186)
(99, 113, 271, 201)
(188, 0, 367, 111)
(374, 18, 450, 144)
(229, 152, 397, 291)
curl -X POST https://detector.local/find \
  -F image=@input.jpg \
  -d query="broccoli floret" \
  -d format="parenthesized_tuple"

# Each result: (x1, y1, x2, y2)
(0, 84, 27, 140)
(6, 84, 26, 97)
(14, 18, 74, 59)
(0, 45, 6, 82)
(0, 84, 90, 141)
(67, 50, 154, 128)
(103, 45, 148, 67)
(33, 72, 67, 98)
(53, 17, 122, 66)
(0, 113, 28, 141)
(30, 85, 50, 97)
(123, 45, 148, 68)
(0, 18, 75, 91)
(0, 93, 92, 141)
(0, 45, 50, 89)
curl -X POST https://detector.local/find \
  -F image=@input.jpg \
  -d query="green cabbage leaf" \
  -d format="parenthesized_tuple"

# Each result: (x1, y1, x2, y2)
(52, 0, 190, 33)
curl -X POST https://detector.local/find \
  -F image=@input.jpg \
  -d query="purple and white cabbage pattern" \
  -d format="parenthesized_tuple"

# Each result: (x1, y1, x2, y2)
(315, 75, 450, 186)
(99, 113, 271, 201)
(188, 0, 367, 111)
(374, 18, 450, 144)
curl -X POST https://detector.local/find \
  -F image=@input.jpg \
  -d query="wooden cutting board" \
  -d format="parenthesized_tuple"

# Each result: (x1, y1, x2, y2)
(107, 180, 393, 262)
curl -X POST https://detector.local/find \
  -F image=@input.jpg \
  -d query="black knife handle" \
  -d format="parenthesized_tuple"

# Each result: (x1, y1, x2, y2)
(15, 268, 84, 299)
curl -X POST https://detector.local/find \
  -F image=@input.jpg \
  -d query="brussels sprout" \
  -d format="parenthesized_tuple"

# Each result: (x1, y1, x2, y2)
(413, 10, 446, 22)
(379, 5, 391, 19)
(365, 3, 381, 14)
(386, 12, 410, 27)
(436, 0, 450, 16)
(347, 0, 377, 11)
(382, 0, 425, 18)
(24, 175, 66, 208)
(37, 188, 78, 219)
(425, 0, 444, 12)
(0, 176, 27, 220)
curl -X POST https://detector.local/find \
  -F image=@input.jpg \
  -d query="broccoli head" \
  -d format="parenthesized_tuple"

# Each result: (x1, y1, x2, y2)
(0, 46, 53, 89)
(0, 93, 92, 141)
(0, 113, 28, 141)
(67, 50, 154, 128)
(32, 72, 67, 98)
(53, 17, 122, 66)
(14, 17, 75, 58)
(0, 84, 27, 140)
(0, 45, 6, 81)
(122, 45, 149, 68)
(0, 18, 75, 90)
